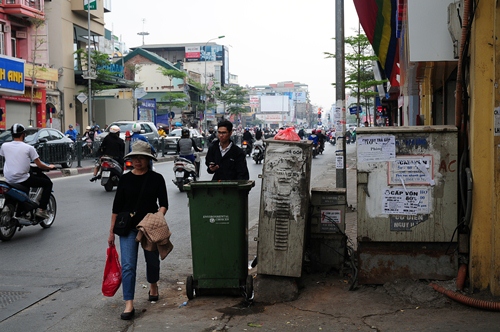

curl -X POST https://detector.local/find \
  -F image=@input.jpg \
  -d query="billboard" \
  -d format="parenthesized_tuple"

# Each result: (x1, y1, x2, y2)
(138, 99, 156, 124)
(185, 46, 201, 60)
(185, 45, 224, 62)
(260, 95, 289, 113)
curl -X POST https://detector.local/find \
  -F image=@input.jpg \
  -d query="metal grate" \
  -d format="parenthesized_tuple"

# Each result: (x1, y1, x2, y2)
(274, 200, 290, 250)
(0, 290, 30, 309)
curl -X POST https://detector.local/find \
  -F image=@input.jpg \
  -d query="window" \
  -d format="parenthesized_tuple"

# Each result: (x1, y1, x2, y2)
(10, 37, 16, 57)
(0, 32, 4, 55)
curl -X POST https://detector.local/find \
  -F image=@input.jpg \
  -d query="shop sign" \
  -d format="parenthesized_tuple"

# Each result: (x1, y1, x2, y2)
(0, 55, 25, 94)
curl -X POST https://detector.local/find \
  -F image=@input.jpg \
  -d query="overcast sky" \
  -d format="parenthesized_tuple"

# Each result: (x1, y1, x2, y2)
(104, 0, 359, 109)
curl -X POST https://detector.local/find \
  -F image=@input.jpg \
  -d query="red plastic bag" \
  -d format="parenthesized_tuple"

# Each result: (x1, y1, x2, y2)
(274, 127, 301, 141)
(102, 244, 122, 297)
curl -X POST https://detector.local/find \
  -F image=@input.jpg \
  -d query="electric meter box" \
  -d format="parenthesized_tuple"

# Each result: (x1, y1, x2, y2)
(257, 140, 312, 278)
(309, 188, 347, 271)
(356, 126, 458, 284)
(310, 188, 346, 234)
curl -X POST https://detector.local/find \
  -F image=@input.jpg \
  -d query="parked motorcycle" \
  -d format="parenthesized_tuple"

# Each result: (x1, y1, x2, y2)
(99, 156, 123, 192)
(252, 144, 265, 164)
(0, 167, 57, 241)
(172, 156, 198, 192)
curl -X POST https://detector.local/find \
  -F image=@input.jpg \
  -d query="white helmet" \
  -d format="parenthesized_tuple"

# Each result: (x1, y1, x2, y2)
(132, 123, 142, 133)
(109, 125, 120, 133)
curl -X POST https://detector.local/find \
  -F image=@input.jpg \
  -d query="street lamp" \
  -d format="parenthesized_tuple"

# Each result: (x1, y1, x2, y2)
(204, 35, 225, 133)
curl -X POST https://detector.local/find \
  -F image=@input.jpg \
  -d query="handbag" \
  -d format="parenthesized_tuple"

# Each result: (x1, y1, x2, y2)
(102, 244, 122, 297)
(113, 173, 149, 236)
(113, 211, 135, 236)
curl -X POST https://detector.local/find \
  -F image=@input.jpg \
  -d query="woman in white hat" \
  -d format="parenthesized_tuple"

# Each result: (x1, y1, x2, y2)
(108, 140, 168, 320)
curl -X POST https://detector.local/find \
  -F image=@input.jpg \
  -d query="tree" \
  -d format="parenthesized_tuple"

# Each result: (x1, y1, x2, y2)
(28, 16, 47, 126)
(74, 48, 120, 121)
(325, 33, 386, 125)
(158, 68, 188, 128)
(217, 85, 249, 120)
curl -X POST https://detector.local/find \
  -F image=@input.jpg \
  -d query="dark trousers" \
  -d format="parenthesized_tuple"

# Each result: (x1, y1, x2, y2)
(20, 173, 52, 210)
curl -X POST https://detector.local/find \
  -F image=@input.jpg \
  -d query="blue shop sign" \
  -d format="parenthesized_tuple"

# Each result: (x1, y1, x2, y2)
(0, 56, 25, 93)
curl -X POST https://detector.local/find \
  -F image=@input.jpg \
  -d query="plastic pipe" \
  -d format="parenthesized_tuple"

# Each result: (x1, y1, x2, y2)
(431, 283, 500, 311)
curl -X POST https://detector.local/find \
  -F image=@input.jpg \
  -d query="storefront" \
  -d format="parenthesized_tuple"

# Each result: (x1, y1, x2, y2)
(0, 55, 50, 130)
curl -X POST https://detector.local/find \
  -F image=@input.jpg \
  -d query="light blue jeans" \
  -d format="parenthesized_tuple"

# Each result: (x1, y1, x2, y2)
(119, 229, 160, 301)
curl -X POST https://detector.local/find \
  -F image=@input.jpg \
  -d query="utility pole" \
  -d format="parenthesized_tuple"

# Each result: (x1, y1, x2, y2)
(87, 2, 92, 126)
(335, 0, 346, 189)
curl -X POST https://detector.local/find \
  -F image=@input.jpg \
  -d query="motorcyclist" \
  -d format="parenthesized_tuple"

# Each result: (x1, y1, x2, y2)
(90, 125, 125, 182)
(298, 128, 305, 140)
(242, 127, 253, 155)
(157, 125, 167, 137)
(254, 129, 264, 149)
(207, 128, 217, 149)
(0, 123, 56, 219)
(130, 123, 156, 154)
(317, 129, 326, 153)
(176, 128, 203, 176)
(65, 124, 78, 142)
(81, 125, 95, 155)
(308, 129, 319, 146)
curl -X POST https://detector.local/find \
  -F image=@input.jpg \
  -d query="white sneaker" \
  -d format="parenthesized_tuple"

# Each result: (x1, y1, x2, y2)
(35, 209, 50, 219)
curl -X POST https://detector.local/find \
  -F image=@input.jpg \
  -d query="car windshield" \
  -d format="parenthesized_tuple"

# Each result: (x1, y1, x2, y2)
(169, 129, 182, 137)
(0, 128, 39, 144)
(108, 123, 134, 133)
(24, 129, 39, 144)
(0, 130, 12, 144)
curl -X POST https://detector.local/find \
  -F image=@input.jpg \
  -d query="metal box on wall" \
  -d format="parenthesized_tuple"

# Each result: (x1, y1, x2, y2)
(257, 140, 312, 278)
(309, 188, 347, 271)
(356, 126, 458, 284)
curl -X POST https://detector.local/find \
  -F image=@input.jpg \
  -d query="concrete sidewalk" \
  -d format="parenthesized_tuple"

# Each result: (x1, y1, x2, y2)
(118, 149, 500, 332)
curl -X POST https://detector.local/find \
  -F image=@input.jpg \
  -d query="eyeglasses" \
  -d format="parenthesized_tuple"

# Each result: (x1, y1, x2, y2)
(218, 131, 229, 135)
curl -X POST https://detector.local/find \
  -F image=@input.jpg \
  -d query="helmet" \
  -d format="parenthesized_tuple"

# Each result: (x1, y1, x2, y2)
(86, 126, 91, 130)
(132, 123, 142, 133)
(159, 125, 163, 129)
(11, 123, 25, 135)
(181, 128, 190, 138)
(109, 125, 120, 134)
(312, 129, 316, 134)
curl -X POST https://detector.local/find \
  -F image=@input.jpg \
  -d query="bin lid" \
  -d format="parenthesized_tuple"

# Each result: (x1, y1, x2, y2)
(184, 180, 255, 191)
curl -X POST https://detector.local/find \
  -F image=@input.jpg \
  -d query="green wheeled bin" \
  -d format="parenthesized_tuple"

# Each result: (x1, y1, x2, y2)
(184, 180, 255, 300)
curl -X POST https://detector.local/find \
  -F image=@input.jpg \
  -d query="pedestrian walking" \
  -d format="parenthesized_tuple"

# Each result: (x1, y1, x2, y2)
(107, 140, 169, 320)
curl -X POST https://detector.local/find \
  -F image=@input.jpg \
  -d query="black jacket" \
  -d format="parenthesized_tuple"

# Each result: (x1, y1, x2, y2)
(99, 133, 125, 164)
(205, 141, 249, 181)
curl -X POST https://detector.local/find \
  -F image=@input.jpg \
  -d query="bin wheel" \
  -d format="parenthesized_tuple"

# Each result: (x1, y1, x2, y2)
(245, 275, 254, 300)
(186, 275, 195, 300)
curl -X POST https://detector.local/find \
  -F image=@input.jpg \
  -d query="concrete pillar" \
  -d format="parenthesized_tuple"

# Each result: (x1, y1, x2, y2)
(468, 1, 500, 294)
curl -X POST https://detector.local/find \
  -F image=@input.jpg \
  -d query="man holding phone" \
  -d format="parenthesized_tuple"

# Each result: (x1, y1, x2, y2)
(205, 120, 249, 181)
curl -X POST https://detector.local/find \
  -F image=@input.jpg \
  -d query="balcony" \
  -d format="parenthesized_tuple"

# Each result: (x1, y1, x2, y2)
(2, 0, 44, 19)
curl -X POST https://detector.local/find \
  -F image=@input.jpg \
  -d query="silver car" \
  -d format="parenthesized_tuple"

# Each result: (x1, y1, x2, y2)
(162, 128, 204, 154)
(95, 121, 159, 146)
